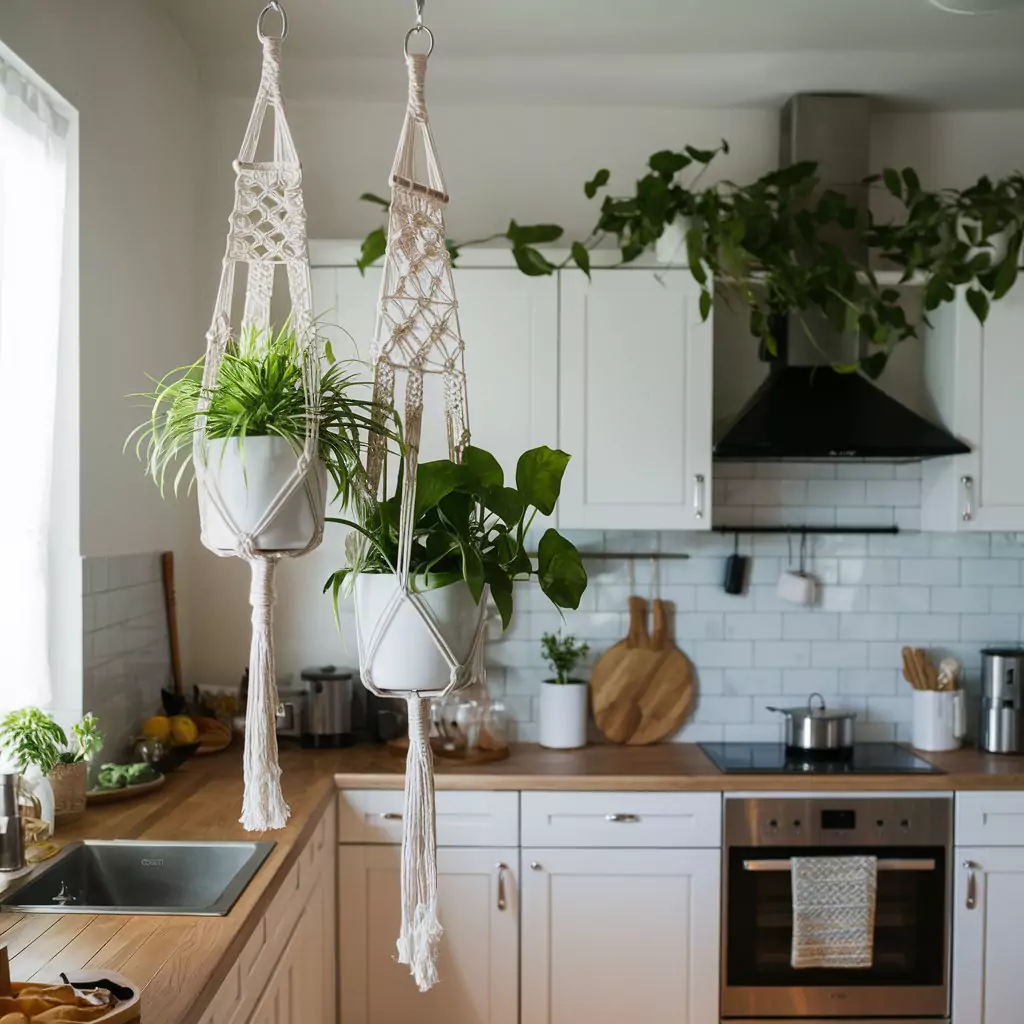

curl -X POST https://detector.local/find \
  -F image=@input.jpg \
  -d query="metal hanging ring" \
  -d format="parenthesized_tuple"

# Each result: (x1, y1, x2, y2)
(257, 2, 288, 42)
(404, 23, 435, 58)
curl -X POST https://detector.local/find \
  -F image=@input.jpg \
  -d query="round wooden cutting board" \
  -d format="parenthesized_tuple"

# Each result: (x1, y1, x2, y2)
(589, 596, 694, 745)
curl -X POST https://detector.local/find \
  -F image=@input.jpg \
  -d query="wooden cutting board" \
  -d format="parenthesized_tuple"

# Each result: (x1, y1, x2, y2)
(590, 596, 695, 745)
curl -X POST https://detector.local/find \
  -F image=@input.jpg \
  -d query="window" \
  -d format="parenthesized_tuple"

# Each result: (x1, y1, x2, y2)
(0, 46, 75, 711)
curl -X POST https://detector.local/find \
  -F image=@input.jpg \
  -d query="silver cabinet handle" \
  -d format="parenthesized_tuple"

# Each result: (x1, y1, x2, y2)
(379, 812, 403, 821)
(964, 860, 978, 910)
(496, 862, 508, 911)
(605, 813, 640, 823)
(693, 474, 706, 520)
(961, 475, 974, 522)
(530, 861, 542, 871)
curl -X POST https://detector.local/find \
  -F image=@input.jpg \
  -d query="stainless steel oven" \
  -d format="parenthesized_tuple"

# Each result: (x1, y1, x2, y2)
(722, 795, 952, 1022)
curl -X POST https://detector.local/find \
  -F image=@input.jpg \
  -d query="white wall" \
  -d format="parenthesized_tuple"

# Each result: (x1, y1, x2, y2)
(0, 0, 202, 563)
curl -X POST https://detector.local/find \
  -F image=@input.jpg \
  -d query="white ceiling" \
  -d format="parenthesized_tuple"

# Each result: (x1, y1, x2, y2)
(161, 0, 1024, 107)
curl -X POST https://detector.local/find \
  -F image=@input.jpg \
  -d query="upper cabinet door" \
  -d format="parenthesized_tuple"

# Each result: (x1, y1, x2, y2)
(558, 270, 713, 531)
(313, 265, 558, 488)
(922, 286, 1024, 531)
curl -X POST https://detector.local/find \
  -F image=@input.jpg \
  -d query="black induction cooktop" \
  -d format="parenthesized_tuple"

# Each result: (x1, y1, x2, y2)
(698, 742, 944, 775)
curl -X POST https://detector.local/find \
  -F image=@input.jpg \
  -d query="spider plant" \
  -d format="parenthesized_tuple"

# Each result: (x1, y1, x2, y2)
(127, 322, 388, 509)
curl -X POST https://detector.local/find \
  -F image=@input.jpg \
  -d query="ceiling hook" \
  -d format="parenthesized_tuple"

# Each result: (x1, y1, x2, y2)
(257, 1, 288, 42)
(415, 0, 425, 27)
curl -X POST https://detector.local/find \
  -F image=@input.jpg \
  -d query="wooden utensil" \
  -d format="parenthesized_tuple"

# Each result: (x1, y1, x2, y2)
(901, 646, 920, 690)
(590, 597, 695, 745)
(162, 551, 183, 696)
(0, 946, 11, 998)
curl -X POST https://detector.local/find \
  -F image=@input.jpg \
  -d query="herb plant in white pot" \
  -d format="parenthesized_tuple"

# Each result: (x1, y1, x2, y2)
(539, 632, 590, 749)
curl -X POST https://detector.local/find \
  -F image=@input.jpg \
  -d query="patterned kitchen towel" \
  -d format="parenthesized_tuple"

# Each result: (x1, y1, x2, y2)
(791, 855, 877, 969)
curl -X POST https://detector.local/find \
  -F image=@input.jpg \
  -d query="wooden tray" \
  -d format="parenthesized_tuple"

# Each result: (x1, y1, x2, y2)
(87, 773, 165, 805)
(387, 736, 510, 765)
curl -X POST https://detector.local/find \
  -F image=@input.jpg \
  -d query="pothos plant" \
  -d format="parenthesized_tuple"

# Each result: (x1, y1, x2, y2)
(325, 444, 588, 629)
(356, 147, 1024, 378)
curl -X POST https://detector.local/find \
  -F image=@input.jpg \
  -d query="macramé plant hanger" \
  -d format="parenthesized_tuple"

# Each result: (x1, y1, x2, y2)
(197, 0, 324, 832)
(353, 0, 488, 992)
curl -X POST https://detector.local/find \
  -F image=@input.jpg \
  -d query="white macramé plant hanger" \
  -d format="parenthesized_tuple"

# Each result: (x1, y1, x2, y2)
(196, 1, 324, 832)
(354, 5, 488, 993)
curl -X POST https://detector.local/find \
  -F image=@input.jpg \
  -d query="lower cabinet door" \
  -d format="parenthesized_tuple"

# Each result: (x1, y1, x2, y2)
(953, 847, 1024, 1024)
(521, 847, 720, 1024)
(339, 845, 519, 1024)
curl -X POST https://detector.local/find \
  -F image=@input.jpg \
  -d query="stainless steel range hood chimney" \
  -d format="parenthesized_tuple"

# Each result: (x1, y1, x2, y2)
(714, 94, 969, 462)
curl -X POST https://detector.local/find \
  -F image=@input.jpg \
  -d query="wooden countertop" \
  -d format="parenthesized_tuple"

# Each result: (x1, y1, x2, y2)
(2, 741, 1022, 1024)
(333, 741, 1024, 791)
(0, 747, 341, 1024)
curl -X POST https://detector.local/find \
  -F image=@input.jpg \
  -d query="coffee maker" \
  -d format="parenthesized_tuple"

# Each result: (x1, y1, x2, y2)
(980, 648, 1024, 753)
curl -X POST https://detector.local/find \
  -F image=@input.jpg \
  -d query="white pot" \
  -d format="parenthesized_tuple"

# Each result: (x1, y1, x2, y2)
(539, 680, 589, 749)
(199, 435, 326, 554)
(655, 216, 693, 265)
(354, 574, 486, 696)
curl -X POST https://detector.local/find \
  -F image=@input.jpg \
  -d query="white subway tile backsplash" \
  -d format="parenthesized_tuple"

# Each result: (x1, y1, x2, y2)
(782, 668, 840, 695)
(961, 559, 1021, 587)
(992, 588, 1024, 613)
(807, 480, 866, 506)
(782, 613, 839, 640)
(864, 480, 921, 507)
(991, 533, 1024, 558)
(959, 614, 1019, 643)
(839, 558, 899, 586)
(723, 723, 784, 742)
(899, 559, 959, 586)
(694, 696, 754, 724)
(869, 586, 930, 613)
(836, 463, 896, 480)
(755, 462, 836, 479)
(674, 612, 726, 641)
(839, 669, 899, 696)
(811, 641, 869, 669)
(724, 613, 783, 640)
(897, 613, 960, 641)
(930, 586, 990, 613)
(723, 668, 782, 695)
(819, 585, 871, 613)
(754, 641, 811, 668)
(929, 533, 991, 558)
(839, 613, 900, 641)
(694, 641, 753, 668)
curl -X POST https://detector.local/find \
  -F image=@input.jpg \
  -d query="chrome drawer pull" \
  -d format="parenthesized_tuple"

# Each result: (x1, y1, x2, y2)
(743, 857, 936, 872)
(496, 862, 508, 911)
(961, 475, 974, 522)
(379, 812, 403, 821)
(605, 813, 641, 824)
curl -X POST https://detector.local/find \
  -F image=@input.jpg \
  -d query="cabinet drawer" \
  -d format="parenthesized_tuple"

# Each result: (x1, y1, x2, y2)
(957, 791, 1024, 846)
(338, 789, 520, 846)
(521, 791, 722, 848)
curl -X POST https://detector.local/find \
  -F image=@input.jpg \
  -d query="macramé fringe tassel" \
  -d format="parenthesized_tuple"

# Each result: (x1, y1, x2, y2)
(397, 695, 443, 991)
(240, 557, 291, 832)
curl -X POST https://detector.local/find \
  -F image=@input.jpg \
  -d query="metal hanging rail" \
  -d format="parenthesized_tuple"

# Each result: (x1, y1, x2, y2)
(714, 525, 899, 535)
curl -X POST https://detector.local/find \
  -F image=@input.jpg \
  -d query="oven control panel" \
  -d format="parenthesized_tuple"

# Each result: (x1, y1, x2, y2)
(725, 795, 952, 847)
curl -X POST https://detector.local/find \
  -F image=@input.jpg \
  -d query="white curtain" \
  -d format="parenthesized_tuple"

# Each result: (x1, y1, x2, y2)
(0, 53, 70, 710)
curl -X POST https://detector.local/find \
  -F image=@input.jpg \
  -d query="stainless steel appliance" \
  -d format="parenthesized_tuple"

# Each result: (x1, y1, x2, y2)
(765, 692, 856, 752)
(275, 685, 306, 740)
(980, 647, 1024, 753)
(700, 742, 943, 775)
(722, 796, 951, 1022)
(0, 774, 25, 873)
(301, 665, 354, 748)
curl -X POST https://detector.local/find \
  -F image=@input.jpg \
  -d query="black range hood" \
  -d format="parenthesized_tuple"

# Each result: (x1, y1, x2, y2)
(714, 94, 969, 463)
(714, 366, 970, 461)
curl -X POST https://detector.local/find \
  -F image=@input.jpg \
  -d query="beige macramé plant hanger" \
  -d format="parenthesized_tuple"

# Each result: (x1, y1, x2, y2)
(197, 1, 324, 832)
(354, 1, 489, 992)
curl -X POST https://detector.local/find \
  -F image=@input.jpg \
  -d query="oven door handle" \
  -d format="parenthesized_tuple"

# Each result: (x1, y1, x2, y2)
(742, 857, 937, 872)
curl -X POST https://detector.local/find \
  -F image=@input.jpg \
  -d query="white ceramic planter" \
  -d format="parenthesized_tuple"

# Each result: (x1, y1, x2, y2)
(199, 435, 326, 554)
(539, 680, 589, 749)
(655, 216, 693, 265)
(354, 574, 487, 696)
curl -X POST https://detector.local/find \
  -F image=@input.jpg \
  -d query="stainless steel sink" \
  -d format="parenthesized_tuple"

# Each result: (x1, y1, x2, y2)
(0, 840, 274, 916)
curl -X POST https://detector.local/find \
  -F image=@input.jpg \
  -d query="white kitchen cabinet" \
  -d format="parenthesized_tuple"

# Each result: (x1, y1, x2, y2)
(953, 847, 1024, 1024)
(520, 847, 720, 1024)
(922, 285, 1024, 531)
(311, 264, 559, 487)
(558, 269, 713, 530)
(338, 845, 519, 1024)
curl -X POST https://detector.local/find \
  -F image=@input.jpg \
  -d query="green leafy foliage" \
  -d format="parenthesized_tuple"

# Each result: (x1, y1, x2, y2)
(356, 147, 1024, 379)
(540, 631, 590, 684)
(329, 444, 587, 631)
(127, 322, 390, 511)
(0, 708, 102, 774)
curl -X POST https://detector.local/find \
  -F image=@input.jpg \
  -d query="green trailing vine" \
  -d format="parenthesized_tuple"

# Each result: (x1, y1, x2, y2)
(356, 145, 1024, 378)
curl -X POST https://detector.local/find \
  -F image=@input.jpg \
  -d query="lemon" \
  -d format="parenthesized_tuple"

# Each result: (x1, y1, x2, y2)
(169, 715, 199, 746)
(142, 715, 171, 743)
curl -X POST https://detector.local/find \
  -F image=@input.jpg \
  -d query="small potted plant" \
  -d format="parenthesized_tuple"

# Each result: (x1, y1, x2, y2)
(0, 709, 103, 823)
(329, 444, 588, 695)
(539, 632, 591, 749)
(128, 321, 384, 551)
